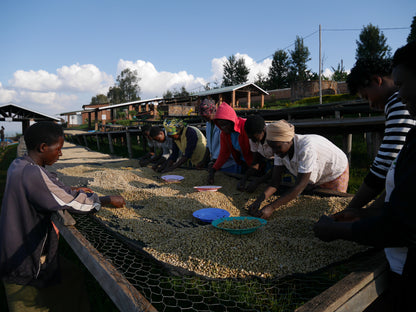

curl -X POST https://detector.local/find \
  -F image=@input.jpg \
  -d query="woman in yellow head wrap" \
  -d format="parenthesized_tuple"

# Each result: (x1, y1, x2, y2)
(160, 118, 208, 173)
(248, 120, 349, 219)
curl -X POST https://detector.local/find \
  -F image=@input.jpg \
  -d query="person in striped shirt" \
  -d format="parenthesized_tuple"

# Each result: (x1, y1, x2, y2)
(335, 58, 415, 220)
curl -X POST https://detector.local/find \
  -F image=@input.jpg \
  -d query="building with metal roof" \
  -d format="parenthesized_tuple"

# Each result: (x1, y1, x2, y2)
(0, 102, 60, 134)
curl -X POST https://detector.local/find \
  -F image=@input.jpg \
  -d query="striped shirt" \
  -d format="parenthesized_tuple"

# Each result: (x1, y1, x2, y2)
(365, 92, 416, 190)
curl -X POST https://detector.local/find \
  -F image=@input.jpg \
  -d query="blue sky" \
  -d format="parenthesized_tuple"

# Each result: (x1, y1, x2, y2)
(0, 0, 414, 126)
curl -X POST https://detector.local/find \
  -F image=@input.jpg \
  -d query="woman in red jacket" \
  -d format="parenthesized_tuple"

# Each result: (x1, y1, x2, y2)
(208, 102, 253, 184)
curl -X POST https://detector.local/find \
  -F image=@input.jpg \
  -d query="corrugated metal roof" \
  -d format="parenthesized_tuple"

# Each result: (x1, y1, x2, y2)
(192, 83, 269, 97)
(98, 97, 164, 111)
(0, 102, 60, 121)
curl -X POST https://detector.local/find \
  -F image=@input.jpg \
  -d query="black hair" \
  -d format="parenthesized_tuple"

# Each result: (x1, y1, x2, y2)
(149, 126, 163, 138)
(346, 58, 392, 95)
(392, 40, 416, 74)
(141, 124, 152, 133)
(24, 121, 63, 151)
(244, 114, 265, 136)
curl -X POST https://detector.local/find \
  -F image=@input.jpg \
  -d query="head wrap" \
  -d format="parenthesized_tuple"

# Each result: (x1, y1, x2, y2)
(199, 99, 216, 116)
(163, 118, 185, 136)
(266, 120, 295, 142)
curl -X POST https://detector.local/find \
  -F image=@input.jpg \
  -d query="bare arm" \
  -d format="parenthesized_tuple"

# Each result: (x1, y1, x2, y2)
(346, 181, 380, 210)
(256, 172, 311, 219)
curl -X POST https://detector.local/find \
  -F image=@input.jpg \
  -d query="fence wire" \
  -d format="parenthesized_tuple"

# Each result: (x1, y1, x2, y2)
(73, 214, 380, 312)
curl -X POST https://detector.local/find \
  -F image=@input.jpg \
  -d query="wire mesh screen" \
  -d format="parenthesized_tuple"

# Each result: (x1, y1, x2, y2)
(73, 214, 380, 312)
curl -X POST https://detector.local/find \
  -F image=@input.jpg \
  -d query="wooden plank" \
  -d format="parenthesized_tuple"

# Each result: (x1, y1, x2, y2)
(295, 252, 388, 312)
(126, 130, 133, 159)
(52, 213, 157, 312)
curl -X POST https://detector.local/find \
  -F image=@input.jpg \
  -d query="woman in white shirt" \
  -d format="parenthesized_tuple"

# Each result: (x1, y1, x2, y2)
(248, 120, 349, 219)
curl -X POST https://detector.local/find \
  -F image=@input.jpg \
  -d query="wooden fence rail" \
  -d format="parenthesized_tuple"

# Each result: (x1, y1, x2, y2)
(65, 116, 385, 164)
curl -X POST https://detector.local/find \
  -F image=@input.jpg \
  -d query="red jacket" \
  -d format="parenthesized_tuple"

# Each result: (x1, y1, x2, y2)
(213, 103, 253, 170)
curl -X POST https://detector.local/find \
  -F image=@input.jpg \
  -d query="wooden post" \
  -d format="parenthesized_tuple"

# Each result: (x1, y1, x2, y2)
(94, 110, 99, 131)
(126, 130, 133, 159)
(342, 133, 352, 164)
(232, 91, 236, 107)
(295, 252, 388, 312)
(96, 134, 100, 151)
(107, 133, 114, 154)
(88, 112, 92, 129)
(51, 213, 157, 312)
(366, 131, 382, 160)
(261, 94, 264, 108)
(83, 135, 88, 147)
(129, 105, 133, 120)
(247, 91, 251, 109)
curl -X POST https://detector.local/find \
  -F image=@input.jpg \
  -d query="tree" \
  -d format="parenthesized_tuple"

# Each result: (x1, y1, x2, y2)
(107, 86, 123, 104)
(408, 16, 416, 43)
(254, 73, 268, 90)
(163, 90, 173, 99)
(116, 68, 141, 102)
(355, 24, 391, 60)
(173, 86, 189, 98)
(289, 36, 312, 83)
(331, 60, 348, 82)
(267, 49, 290, 89)
(90, 94, 109, 105)
(222, 55, 250, 87)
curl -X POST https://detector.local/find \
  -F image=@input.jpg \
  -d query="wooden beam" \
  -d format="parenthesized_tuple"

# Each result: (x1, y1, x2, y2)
(261, 95, 264, 108)
(295, 252, 388, 312)
(247, 91, 251, 109)
(52, 213, 157, 312)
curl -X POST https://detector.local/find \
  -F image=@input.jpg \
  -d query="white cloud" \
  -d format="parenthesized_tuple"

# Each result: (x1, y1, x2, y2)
(322, 68, 333, 79)
(57, 64, 113, 93)
(3, 64, 114, 116)
(19, 91, 78, 112)
(0, 82, 17, 103)
(210, 53, 272, 85)
(0, 54, 277, 117)
(10, 70, 61, 91)
(117, 59, 207, 98)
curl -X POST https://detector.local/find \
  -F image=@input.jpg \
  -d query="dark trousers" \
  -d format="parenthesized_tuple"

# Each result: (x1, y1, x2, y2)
(3, 255, 90, 312)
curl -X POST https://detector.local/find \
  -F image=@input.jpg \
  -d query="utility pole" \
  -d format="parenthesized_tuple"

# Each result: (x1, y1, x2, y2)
(319, 24, 322, 105)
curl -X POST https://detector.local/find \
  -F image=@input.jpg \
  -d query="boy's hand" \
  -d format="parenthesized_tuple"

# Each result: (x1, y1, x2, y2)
(72, 186, 94, 193)
(99, 195, 126, 208)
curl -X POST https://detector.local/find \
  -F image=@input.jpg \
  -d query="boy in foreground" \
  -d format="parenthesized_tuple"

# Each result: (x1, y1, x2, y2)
(0, 121, 125, 311)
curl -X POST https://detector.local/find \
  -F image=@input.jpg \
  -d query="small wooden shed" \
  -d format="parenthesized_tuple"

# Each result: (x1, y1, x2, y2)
(192, 83, 269, 108)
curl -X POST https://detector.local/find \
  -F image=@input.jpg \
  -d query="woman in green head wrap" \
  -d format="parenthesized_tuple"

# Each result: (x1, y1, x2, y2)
(160, 118, 209, 173)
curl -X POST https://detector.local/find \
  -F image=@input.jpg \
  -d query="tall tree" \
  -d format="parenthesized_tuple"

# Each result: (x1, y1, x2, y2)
(331, 60, 348, 82)
(173, 86, 190, 98)
(163, 89, 173, 99)
(254, 73, 268, 90)
(355, 24, 391, 60)
(222, 55, 249, 87)
(289, 36, 312, 83)
(116, 68, 141, 102)
(90, 94, 109, 105)
(408, 16, 416, 43)
(267, 49, 290, 89)
(107, 87, 124, 104)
